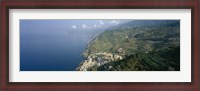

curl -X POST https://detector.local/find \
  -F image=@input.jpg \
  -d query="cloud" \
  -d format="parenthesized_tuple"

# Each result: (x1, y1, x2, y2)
(94, 24, 97, 28)
(109, 20, 120, 25)
(72, 25, 77, 29)
(99, 20, 104, 25)
(94, 24, 101, 28)
(81, 24, 88, 29)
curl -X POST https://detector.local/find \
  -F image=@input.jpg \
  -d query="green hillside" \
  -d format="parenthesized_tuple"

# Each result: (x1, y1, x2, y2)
(88, 46, 180, 71)
(83, 20, 180, 56)
(80, 20, 180, 71)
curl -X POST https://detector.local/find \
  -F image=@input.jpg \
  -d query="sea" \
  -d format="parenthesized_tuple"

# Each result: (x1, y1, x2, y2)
(20, 30, 95, 71)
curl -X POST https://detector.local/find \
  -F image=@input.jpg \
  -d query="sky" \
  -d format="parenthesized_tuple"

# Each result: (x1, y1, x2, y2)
(20, 20, 130, 33)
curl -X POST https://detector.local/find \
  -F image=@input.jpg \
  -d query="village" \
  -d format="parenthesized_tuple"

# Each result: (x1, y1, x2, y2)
(76, 48, 125, 71)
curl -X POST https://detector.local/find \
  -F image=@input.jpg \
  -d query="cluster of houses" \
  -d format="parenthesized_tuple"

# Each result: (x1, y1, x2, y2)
(77, 49, 124, 71)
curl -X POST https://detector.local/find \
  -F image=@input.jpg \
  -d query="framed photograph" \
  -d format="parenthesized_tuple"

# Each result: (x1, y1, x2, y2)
(1, 0, 199, 91)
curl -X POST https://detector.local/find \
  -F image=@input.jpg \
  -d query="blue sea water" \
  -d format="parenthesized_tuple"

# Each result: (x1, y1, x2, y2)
(20, 30, 94, 71)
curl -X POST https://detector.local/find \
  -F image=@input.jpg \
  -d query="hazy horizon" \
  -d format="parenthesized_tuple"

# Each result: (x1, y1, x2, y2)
(20, 19, 130, 71)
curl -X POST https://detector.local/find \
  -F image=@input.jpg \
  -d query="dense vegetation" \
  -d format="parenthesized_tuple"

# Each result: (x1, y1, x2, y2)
(83, 20, 180, 57)
(82, 20, 180, 71)
(88, 46, 180, 71)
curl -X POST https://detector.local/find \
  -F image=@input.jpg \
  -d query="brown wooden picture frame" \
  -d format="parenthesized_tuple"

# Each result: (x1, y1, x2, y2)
(0, 0, 199, 91)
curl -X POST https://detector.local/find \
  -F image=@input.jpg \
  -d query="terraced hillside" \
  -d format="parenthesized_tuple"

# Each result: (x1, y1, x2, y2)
(83, 20, 180, 57)
(88, 46, 180, 71)
(78, 20, 180, 71)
